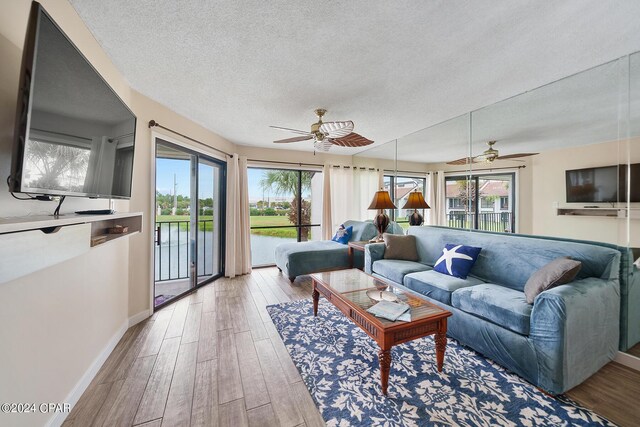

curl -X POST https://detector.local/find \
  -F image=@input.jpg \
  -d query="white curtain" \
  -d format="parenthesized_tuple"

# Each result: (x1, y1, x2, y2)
(225, 154, 251, 278)
(424, 172, 436, 225)
(322, 164, 333, 240)
(435, 170, 447, 226)
(329, 166, 379, 231)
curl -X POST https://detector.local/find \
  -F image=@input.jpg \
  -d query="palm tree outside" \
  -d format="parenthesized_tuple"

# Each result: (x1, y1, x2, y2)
(260, 170, 313, 240)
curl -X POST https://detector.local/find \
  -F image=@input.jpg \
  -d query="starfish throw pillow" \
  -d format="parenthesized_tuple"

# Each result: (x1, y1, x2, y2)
(433, 244, 482, 279)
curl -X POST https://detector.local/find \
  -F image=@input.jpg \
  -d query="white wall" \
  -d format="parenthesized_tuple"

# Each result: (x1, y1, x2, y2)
(0, 1, 235, 426)
(530, 140, 639, 246)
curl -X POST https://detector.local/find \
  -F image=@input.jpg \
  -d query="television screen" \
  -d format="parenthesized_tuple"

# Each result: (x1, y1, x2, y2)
(10, 4, 136, 199)
(621, 163, 640, 203)
(565, 166, 620, 203)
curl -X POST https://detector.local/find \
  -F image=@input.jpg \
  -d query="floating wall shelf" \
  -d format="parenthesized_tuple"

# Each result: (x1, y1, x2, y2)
(0, 212, 142, 284)
(556, 207, 640, 219)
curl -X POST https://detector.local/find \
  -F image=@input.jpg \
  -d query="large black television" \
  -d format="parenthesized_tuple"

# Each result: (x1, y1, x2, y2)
(566, 164, 640, 203)
(9, 2, 136, 199)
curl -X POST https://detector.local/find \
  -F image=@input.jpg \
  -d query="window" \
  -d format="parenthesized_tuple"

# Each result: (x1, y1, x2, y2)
(500, 196, 509, 210)
(481, 197, 494, 209)
(248, 168, 322, 266)
(448, 198, 463, 210)
(384, 175, 427, 230)
(444, 173, 515, 233)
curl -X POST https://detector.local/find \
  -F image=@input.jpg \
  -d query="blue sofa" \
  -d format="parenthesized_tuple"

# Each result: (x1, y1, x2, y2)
(275, 220, 403, 282)
(364, 226, 621, 394)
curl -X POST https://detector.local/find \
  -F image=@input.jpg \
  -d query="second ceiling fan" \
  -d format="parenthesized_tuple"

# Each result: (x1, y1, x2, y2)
(271, 109, 373, 152)
(447, 141, 538, 165)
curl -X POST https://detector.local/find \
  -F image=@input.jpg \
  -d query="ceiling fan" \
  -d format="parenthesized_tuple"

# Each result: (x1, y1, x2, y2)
(447, 141, 538, 165)
(270, 109, 374, 152)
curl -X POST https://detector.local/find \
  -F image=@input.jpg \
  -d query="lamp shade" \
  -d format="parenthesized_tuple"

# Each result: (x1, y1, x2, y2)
(402, 191, 430, 209)
(368, 190, 397, 210)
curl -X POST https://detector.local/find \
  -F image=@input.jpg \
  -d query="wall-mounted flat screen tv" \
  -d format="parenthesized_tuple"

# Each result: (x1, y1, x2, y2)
(566, 164, 640, 203)
(9, 2, 136, 199)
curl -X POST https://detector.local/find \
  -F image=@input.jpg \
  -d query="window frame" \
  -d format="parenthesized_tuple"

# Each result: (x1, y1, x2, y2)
(384, 174, 427, 224)
(444, 172, 517, 233)
(248, 166, 322, 267)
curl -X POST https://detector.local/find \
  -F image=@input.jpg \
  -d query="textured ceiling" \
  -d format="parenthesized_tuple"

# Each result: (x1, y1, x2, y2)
(68, 0, 640, 155)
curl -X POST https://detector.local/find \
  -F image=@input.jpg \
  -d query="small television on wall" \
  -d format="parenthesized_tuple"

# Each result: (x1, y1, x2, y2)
(9, 2, 136, 199)
(565, 164, 640, 203)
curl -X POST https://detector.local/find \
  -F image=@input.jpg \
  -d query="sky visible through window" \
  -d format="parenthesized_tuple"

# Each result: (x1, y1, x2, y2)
(157, 158, 214, 197)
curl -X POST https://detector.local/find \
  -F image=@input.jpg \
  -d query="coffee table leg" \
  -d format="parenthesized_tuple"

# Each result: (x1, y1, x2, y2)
(378, 348, 392, 395)
(312, 283, 319, 317)
(435, 320, 447, 372)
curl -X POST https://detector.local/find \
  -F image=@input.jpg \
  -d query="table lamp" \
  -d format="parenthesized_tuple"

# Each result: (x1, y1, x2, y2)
(368, 190, 397, 242)
(402, 190, 430, 226)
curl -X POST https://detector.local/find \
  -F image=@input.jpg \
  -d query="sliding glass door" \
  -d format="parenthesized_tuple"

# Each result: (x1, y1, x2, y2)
(154, 139, 225, 309)
(444, 173, 515, 233)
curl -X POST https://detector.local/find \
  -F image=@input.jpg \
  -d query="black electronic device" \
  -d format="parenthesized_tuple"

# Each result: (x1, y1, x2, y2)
(75, 209, 115, 215)
(9, 2, 136, 200)
(566, 164, 640, 203)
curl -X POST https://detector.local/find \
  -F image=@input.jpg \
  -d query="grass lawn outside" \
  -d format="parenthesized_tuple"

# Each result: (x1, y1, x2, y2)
(250, 215, 297, 238)
(155, 215, 299, 238)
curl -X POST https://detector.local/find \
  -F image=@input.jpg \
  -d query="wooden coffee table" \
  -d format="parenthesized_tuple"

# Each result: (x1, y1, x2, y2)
(310, 269, 452, 395)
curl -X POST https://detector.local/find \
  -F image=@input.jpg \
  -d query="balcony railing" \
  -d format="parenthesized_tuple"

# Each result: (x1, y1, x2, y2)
(447, 212, 513, 233)
(155, 219, 214, 282)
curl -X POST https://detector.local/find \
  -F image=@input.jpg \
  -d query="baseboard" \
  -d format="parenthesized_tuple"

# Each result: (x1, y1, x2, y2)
(128, 309, 151, 327)
(615, 350, 640, 371)
(45, 319, 129, 427)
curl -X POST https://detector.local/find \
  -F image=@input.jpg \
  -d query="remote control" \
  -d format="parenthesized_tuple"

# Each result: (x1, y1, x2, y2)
(75, 209, 115, 215)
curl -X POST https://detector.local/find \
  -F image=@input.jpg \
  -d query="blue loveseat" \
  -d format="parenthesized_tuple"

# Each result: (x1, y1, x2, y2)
(275, 220, 403, 282)
(364, 226, 621, 394)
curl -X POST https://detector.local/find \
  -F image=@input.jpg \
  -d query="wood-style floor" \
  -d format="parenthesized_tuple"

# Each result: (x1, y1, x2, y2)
(63, 267, 640, 427)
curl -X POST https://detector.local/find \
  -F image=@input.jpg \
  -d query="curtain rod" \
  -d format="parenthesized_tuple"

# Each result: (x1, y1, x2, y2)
(446, 165, 526, 174)
(383, 169, 430, 175)
(148, 120, 233, 157)
(247, 159, 378, 171)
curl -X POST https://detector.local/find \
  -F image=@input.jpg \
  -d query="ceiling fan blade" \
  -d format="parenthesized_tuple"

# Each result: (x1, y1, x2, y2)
(446, 157, 476, 165)
(269, 125, 312, 136)
(319, 121, 354, 138)
(273, 135, 313, 143)
(329, 132, 374, 147)
(496, 153, 538, 160)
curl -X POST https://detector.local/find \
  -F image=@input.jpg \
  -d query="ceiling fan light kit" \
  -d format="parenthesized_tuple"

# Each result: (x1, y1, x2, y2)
(271, 108, 374, 152)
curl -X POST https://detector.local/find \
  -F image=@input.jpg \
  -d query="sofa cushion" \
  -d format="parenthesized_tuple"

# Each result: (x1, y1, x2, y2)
(372, 259, 430, 284)
(404, 270, 485, 305)
(452, 284, 532, 335)
(343, 220, 378, 242)
(274, 240, 350, 278)
(524, 257, 582, 303)
(383, 233, 418, 261)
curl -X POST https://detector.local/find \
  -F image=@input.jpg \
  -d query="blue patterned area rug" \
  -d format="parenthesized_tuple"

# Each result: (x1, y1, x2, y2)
(267, 299, 614, 427)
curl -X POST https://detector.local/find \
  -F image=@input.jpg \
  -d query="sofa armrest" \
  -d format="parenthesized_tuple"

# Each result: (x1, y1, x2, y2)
(529, 277, 620, 393)
(364, 243, 385, 274)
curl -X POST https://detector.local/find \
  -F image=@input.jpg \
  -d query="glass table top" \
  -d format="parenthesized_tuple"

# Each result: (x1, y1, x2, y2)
(311, 269, 448, 324)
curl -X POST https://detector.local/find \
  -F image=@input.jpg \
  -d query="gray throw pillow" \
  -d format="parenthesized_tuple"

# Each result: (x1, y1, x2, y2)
(524, 257, 582, 304)
(382, 233, 419, 261)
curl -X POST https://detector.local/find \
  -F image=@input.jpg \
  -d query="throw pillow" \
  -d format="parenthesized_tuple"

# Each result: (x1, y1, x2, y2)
(382, 233, 419, 261)
(331, 224, 353, 244)
(433, 244, 482, 279)
(524, 257, 582, 304)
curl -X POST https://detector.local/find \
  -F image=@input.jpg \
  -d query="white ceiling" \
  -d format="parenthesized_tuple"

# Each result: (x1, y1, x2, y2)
(68, 0, 640, 155)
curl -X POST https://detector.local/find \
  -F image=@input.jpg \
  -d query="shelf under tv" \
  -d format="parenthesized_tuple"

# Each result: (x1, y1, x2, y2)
(556, 207, 640, 219)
